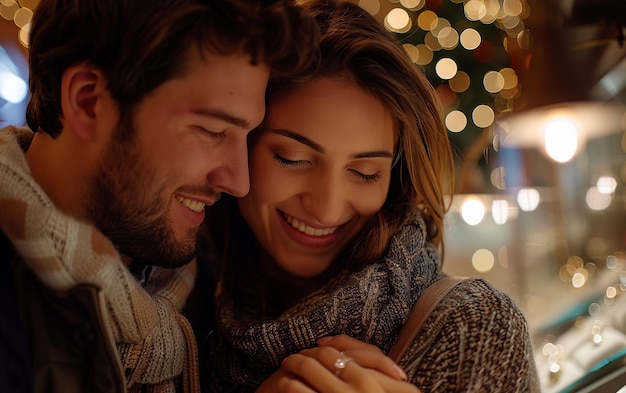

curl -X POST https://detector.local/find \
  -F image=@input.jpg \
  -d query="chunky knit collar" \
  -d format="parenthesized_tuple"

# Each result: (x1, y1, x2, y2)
(209, 207, 442, 390)
(0, 126, 199, 393)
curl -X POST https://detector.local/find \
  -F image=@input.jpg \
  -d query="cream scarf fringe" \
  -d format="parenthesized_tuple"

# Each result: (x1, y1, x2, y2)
(0, 126, 200, 393)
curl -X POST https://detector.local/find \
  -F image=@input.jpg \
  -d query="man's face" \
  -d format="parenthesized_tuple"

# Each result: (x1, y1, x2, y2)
(87, 49, 269, 268)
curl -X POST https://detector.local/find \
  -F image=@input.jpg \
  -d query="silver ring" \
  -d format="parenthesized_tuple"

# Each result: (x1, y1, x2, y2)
(333, 355, 354, 377)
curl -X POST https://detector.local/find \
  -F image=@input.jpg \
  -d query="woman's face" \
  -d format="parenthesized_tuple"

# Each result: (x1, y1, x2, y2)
(238, 76, 395, 277)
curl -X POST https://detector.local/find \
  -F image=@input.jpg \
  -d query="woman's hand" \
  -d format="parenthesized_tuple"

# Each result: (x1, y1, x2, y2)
(316, 334, 407, 381)
(255, 337, 420, 393)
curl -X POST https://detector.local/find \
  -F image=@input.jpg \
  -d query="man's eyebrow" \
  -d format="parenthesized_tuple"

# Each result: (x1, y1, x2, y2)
(191, 108, 250, 128)
(270, 129, 394, 159)
(270, 129, 324, 153)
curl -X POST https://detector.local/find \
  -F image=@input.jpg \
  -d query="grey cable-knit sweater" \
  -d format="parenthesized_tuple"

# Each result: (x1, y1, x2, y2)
(204, 209, 540, 392)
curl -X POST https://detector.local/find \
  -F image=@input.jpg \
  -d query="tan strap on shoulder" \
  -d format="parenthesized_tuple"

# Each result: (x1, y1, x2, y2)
(388, 276, 468, 362)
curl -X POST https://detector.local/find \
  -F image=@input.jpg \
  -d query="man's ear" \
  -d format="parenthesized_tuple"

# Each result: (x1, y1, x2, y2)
(60, 62, 109, 141)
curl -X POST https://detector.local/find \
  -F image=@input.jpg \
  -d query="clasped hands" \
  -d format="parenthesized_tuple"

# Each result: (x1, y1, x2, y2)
(255, 335, 421, 393)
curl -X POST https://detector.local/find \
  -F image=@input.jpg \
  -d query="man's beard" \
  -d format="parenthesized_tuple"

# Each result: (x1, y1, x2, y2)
(85, 123, 198, 269)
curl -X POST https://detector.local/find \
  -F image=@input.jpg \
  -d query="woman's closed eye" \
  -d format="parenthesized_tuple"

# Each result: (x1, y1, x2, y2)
(273, 153, 308, 167)
(273, 152, 382, 183)
(349, 169, 381, 183)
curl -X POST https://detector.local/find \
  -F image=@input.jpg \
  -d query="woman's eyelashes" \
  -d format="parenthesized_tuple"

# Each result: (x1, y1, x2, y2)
(273, 153, 305, 167)
(272, 153, 381, 183)
(350, 170, 381, 183)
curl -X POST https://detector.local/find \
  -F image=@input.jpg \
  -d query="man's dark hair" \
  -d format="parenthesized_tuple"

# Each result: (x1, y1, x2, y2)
(26, 0, 318, 137)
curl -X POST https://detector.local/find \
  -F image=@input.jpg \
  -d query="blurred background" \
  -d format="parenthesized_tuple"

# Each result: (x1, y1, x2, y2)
(2, 0, 625, 391)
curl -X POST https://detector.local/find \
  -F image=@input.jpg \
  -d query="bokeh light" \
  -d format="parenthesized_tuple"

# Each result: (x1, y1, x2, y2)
(517, 188, 540, 211)
(472, 104, 495, 128)
(472, 249, 495, 272)
(460, 197, 486, 225)
(586, 187, 612, 210)
(492, 199, 509, 224)
(543, 117, 579, 163)
(460, 28, 481, 50)
(385, 7, 412, 33)
(435, 57, 458, 79)
(446, 110, 467, 133)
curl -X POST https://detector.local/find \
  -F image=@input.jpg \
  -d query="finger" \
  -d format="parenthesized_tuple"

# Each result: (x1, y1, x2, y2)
(302, 348, 402, 393)
(317, 336, 407, 380)
(256, 369, 295, 393)
(298, 346, 371, 379)
(281, 352, 348, 393)
(299, 347, 377, 386)
(341, 348, 407, 380)
(275, 374, 317, 393)
(368, 371, 422, 393)
(287, 349, 421, 393)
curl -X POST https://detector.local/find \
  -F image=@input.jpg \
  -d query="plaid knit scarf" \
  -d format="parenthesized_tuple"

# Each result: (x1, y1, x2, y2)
(207, 206, 442, 392)
(0, 126, 200, 393)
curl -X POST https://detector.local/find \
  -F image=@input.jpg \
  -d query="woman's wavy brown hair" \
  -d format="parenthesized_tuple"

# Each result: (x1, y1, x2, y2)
(270, 0, 455, 261)
(207, 0, 455, 319)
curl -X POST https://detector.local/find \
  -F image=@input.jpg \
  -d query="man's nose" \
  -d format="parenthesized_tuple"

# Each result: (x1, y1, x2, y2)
(207, 138, 250, 197)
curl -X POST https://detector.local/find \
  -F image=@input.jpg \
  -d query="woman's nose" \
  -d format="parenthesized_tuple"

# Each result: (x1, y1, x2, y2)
(301, 177, 346, 226)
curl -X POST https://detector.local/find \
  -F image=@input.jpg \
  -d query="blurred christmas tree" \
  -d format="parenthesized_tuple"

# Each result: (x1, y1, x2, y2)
(364, 0, 531, 193)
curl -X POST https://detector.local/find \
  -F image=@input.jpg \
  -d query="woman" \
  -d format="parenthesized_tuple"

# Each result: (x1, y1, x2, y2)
(192, 0, 540, 391)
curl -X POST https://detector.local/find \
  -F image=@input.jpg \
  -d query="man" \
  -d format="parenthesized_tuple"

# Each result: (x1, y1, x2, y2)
(0, 0, 317, 392)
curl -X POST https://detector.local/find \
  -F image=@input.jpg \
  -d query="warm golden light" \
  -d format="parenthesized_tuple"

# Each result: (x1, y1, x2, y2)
(543, 117, 579, 163)
(424, 31, 443, 51)
(490, 166, 506, 189)
(0, 2, 17, 20)
(516, 188, 540, 211)
(399, 0, 424, 11)
(461, 197, 486, 225)
(496, 102, 626, 163)
(596, 176, 617, 194)
(438, 26, 459, 49)
(472, 249, 495, 272)
(472, 104, 495, 128)
(18, 24, 29, 47)
(435, 57, 457, 80)
(445, 110, 467, 132)
(492, 199, 509, 224)
(483, 71, 505, 93)
(417, 10, 438, 31)
(460, 28, 481, 50)
(385, 8, 411, 33)
(503, 0, 523, 16)
(12, 6, 31, 28)
(585, 187, 612, 210)
(500, 67, 518, 89)
(414, 44, 434, 65)
(449, 71, 470, 92)
(464, 0, 487, 21)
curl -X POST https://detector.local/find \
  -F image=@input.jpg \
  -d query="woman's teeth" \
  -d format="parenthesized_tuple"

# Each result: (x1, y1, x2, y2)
(284, 214, 338, 236)
(176, 196, 205, 212)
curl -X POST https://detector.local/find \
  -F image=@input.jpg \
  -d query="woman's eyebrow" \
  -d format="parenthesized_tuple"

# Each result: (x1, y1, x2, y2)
(353, 151, 393, 159)
(269, 129, 324, 153)
(269, 129, 394, 159)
